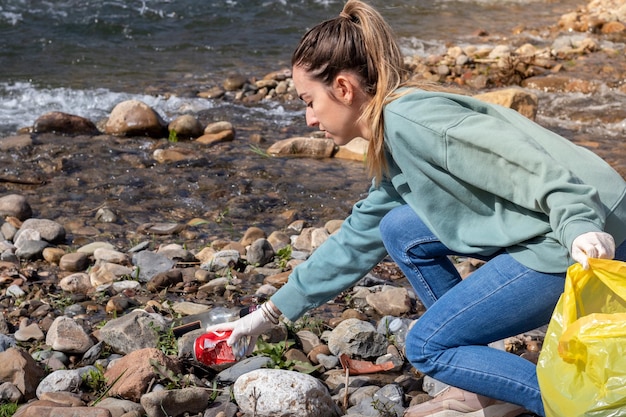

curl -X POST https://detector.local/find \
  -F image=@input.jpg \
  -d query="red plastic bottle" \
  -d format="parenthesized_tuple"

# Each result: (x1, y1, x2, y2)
(193, 330, 247, 366)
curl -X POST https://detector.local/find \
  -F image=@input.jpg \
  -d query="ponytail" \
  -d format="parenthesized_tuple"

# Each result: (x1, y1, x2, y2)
(292, 0, 408, 184)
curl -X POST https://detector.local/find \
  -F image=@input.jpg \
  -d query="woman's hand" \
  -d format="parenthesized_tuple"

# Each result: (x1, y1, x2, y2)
(205, 302, 281, 355)
(571, 231, 615, 269)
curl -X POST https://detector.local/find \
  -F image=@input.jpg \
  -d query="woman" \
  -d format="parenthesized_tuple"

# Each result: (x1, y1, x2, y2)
(208, 1, 626, 416)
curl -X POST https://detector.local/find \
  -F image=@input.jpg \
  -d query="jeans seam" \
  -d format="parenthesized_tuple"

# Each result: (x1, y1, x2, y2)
(400, 236, 441, 305)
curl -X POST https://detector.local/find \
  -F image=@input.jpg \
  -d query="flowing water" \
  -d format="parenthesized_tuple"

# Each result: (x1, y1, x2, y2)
(0, 0, 624, 247)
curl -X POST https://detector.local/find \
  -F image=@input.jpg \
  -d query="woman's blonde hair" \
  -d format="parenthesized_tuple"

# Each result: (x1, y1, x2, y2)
(291, 0, 408, 184)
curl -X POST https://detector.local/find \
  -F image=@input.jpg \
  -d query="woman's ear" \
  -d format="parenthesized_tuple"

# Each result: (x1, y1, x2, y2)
(334, 73, 356, 105)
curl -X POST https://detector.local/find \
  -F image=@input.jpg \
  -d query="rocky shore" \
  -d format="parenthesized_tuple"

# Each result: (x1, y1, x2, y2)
(0, 1, 624, 417)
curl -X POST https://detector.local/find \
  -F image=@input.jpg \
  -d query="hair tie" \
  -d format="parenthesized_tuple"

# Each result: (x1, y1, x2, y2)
(339, 11, 359, 24)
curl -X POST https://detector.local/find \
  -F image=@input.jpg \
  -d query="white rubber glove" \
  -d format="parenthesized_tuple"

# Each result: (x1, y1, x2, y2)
(205, 303, 279, 355)
(571, 231, 615, 269)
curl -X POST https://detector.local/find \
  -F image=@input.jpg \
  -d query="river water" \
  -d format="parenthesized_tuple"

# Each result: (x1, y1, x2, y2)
(0, 0, 625, 248)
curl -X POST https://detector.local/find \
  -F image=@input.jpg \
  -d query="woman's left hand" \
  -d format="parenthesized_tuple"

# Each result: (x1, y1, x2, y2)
(571, 231, 615, 269)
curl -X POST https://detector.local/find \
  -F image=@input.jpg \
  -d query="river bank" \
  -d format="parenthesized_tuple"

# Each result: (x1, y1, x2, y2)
(0, 0, 625, 416)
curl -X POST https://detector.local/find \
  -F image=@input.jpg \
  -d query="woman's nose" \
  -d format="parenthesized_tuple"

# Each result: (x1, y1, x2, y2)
(305, 108, 319, 127)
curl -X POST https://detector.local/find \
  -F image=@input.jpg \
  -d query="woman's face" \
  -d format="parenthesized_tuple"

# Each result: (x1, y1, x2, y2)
(292, 65, 370, 146)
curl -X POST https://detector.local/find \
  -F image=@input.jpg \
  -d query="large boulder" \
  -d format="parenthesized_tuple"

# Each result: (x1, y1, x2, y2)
(104, 100, 167, 138)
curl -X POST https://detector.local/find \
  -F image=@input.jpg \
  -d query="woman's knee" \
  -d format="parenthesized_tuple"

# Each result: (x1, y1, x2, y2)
(404, 321, 438, 374)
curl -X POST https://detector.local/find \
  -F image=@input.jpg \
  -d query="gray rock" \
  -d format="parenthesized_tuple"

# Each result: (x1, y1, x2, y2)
(17, 218, 66, 243)
(94, 247, 130, 264)
(156, 244, 197, 263)
(0, 382, 22, 403)
(373, 383, 405, 416)
(347, 385, 380, 407)
(132, 251, 176, 282)
(246, 238, 275, 266)
(327, 319, 388, 359)
(0, 194, 32, 220)
(15, 239, 50, 260)
(96, 310, 169, 355)
(203, 395, 239, 417)
(36, 366, 96, 398)
(215, 355, 273, 384)
(200, 249, 240, 272)
(140, 387, 209, 417)
(6, 284, 25, 298)
(1, 222, 18, 240)
(317, 353, 339, 370)
(13, 228, 40, 249)
(31, 350, 69, 366)
(0, 334, 16, 351)
(79, 342, 104, 366)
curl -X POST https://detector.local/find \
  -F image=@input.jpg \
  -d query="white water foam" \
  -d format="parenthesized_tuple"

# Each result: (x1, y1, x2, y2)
(0, 82, 217, 136)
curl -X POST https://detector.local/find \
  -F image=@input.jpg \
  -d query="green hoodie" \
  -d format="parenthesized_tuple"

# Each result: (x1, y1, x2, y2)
(271, 89, 626, 321)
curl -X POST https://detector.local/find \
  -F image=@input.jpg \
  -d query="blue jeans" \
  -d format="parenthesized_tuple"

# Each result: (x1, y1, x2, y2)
(379, 205, 626, 416)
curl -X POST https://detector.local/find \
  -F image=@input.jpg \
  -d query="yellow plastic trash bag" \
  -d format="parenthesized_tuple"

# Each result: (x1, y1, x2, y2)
(537, 258, 626, 417)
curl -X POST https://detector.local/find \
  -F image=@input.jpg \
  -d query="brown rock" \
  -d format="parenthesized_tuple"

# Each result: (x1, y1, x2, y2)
(153, 148, 196, 163)
(42, 247, 65, 264)
(240, 226, 266, 247)
(341, 309, 367, 321)
(263, 68, 291, 81)
(146, 269, 183, 292)
(366, 287, 412, 316)
(195, 129, 235, 145)
(308, 344, 332, 364)
(38, 391, 85, 407)
(267, 230, 291, 251)
(14, 405, 111, 417)
(168, 115, 203, 139)
(104, 348, 182, 402)
(223, 73, 248, 91)
(0, 348, 45, 400)
(284, 348, 310, 364)
(602, 21, 626, 33)
(522, 75, 600, 94)
(204, 121, 234, 134)
(334, 137, 368, 161)
(325, 219, 343, 235)
(33, 111, 99, 136)
(59, 252, 89, 272)
(46, 316, 94, 354)
(263, 270, 290, 287)
(104, 100, 167, 138)
(0, 135, 33, 151)
(197, 86, 225, 99)
(267, 137, 336, 158)
(473, 88, 538, 120)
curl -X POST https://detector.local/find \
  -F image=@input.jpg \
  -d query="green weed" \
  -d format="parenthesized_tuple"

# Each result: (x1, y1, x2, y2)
(0, 403, 18, 417)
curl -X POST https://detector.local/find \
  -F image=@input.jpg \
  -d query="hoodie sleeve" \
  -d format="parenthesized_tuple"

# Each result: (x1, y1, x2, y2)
(270, 178, 405, 322)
